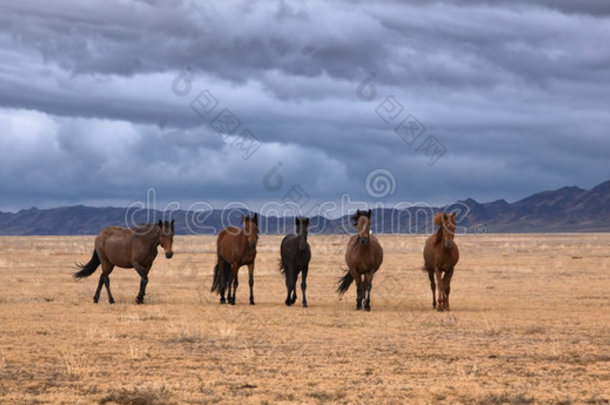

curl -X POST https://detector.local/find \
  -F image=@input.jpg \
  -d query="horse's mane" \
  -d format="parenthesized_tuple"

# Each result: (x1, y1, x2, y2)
(132, 223, 157, 233)
(132, 221, 173, 234)
(350, 213, 359, 227)
(434, 225, 444, 245)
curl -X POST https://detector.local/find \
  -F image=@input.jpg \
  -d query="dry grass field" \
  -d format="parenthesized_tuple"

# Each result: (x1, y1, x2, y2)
(0, 233, 608, 404)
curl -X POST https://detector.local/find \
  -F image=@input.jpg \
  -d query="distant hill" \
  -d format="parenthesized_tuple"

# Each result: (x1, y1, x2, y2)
(1, 180, 609, 235)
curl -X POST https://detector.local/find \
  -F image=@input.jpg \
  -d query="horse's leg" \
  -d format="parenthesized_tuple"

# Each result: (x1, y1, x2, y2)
(218, 259, 226, 304)
(428, 269, 436, 309)
(290, 269, 298, 305)
(442, 267, 454, 312)
(434, 267, 445, 312)
(226, 264, 236, 305)
(231, 270, 239, 305)
(93, 273, 104, 304)
(135, 265, 149, 304)
(362, 273, 373, 311)
(103, 267, 115, 304)
(354, 273, 363, 310)
(96, 255, 114, 304)
(247, 263, 255, 305)
(285, 266, 294, 306)
(301, 267, 308, 308)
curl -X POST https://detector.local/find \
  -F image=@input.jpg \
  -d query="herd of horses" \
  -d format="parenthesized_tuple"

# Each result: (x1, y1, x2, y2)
(74, 210, 459, 312)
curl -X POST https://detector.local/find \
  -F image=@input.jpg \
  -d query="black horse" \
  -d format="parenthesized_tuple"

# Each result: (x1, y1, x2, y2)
(279, 217, 311, 307)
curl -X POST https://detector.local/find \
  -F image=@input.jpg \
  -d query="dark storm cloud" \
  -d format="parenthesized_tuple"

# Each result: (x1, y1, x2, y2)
(0, 0, 608, 212)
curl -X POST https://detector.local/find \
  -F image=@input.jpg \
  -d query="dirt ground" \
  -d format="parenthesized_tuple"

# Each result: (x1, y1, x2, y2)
(0, 233, 608, 404)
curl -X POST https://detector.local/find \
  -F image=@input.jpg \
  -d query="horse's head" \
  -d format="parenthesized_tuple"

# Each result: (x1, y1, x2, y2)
(434, 212, 456, 249)
(243, 213, 259, 249)
(158, 219, 175, 258)
(351, 209, 371, 245)
(295, 217, 309, 250)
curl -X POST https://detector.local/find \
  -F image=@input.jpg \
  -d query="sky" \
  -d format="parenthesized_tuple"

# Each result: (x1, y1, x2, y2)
(1, 0, 609, 215)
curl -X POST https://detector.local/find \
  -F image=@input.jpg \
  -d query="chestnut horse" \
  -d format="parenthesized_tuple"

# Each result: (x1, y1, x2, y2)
(280, 217, 311, 307)
(337, 209, 383, 311)
(423, 212, 459, 312)
(211, 213, 258, 305)
(74, 220, 174, 304)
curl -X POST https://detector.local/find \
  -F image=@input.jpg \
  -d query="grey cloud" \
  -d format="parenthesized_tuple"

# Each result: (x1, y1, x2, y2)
(0, 0, 608, 212)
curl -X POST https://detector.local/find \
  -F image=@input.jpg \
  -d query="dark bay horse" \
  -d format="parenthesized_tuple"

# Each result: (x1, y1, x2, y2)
(74, 220, 174, 304)
(280, 217, 311, 307)
(423, 212, 459, 312)
(211, 213, 258, 305)
(337, 209, 383, 311)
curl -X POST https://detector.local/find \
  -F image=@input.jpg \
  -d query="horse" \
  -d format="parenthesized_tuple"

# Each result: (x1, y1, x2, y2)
(211, 213, 258, 305)
(337, 209, 383, 311)
(423, 212, 459, 312)
(279, 217, 311, 307)
(73, 220, 175, 304)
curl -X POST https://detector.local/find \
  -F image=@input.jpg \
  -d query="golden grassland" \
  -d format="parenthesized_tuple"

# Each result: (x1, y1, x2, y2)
(0, 233, 609, 404)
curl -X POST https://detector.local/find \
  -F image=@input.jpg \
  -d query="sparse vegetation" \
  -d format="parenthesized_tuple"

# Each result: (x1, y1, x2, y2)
(0, 234, 608, 403)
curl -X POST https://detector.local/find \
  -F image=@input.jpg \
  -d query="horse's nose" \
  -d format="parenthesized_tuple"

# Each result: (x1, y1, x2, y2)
(166, 252, 174, 259)
(444, 240, 453, 249)
(249, 241, 257, 249)
(358, 237, 367, 245)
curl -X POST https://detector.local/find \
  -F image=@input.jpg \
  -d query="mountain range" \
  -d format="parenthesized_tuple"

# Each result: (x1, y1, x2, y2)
(1, 180, 609, 235)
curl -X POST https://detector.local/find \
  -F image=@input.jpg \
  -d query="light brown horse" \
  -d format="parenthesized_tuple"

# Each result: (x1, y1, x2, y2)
(74, 220, 175, 304)
(337, 209, 383, 311)
(211, 213, 258, 305)
(423, 212, 459, 312)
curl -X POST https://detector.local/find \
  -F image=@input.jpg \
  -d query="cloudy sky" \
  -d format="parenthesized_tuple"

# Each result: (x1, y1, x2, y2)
(1, 0, 609, 214)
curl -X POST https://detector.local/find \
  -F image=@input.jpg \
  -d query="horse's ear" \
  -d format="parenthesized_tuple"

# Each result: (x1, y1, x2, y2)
(366, 209, 371, 217)
(252, 213, 258, 224)
(303, 217, 309, 225)
(171, 219, 175, 230)
(451, 212, 456, 221)
(295, 217, 301, 226)
(158, 219, 163, 227)
(433, 212, 443, 226)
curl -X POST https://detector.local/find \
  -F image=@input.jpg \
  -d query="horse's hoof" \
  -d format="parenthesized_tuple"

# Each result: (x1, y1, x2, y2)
(136, 297, 144, 304)
(250, 301, 255, 305)
(109, 299, 115, 304)
(93, 298, 99, 304)
(302, 302, 308, 308)
(364, 306, 371, 312)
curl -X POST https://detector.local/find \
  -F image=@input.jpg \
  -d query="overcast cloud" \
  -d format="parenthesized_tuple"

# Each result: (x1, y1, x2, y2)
(0, 0, 609, 214)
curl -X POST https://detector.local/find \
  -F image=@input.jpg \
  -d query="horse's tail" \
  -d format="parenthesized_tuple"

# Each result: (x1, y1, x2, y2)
(279, 259, 286, 276)
(211, 262, 231, 293)
(73, 250, 100, 279)
(336, 271, 354, 295)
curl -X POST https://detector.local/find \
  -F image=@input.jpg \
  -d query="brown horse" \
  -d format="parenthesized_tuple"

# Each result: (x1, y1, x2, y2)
(74, 220, 175, 304)
(337, 209, 383, 311)
(211, 213, 258, 305)
(423, 212, 459, 312)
